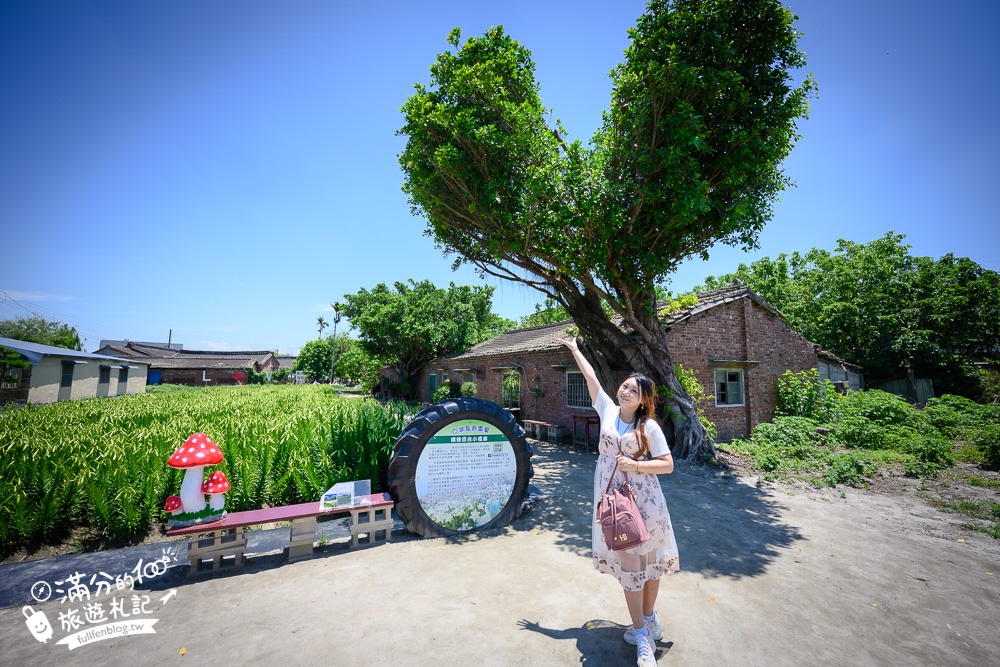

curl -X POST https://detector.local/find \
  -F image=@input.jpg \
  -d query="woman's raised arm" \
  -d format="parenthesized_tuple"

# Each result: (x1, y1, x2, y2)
(556, 337, 602, 404)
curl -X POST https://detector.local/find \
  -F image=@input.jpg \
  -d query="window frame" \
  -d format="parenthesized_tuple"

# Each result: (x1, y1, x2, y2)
(566, 370, 590, 408)
(714, 368, 745, 407)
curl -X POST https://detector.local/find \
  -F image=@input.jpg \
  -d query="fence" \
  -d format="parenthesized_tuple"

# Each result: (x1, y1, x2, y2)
(871, 378, 935, 405)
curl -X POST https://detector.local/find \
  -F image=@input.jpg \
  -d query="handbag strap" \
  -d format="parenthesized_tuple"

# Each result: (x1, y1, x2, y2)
(603, 460, 630, 496)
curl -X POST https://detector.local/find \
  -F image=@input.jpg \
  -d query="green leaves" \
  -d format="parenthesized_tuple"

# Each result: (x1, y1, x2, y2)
(0, 386, 409, 554)
(0, 313, 83, 351)
(338, 279, 512, 392)
(397, 0, 813, 349)
(703, 232, 1000, 395)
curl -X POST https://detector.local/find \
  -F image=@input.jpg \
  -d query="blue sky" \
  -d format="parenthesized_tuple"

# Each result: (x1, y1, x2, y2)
(2, 1, 997, 355)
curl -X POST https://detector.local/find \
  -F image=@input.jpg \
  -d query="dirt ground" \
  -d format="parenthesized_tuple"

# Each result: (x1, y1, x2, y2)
(2, 439, 999, 666)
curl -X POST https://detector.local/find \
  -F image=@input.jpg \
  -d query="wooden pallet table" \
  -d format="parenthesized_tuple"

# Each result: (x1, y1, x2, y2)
(167, 492, 395, 576)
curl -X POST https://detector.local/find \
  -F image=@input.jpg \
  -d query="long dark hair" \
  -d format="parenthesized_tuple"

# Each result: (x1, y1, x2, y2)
(625, 373, 657, 460)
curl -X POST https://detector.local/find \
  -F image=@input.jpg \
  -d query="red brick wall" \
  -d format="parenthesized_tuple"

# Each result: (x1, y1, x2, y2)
(666, 299, 818, 441)
(157, 369, 247, 386)
(418, 296, 820, 443)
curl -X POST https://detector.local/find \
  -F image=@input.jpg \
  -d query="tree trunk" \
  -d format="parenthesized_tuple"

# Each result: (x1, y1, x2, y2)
(564, 289, 714, 462)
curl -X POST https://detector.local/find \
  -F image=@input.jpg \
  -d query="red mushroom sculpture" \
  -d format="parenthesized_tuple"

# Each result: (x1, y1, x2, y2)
(202, 471, 231, 511)
(164, 495, 183, 516)
(167, 433, 224, 514)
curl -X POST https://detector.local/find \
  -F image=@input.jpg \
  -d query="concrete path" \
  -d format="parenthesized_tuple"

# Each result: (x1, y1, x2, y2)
(1, 440, 998, 666)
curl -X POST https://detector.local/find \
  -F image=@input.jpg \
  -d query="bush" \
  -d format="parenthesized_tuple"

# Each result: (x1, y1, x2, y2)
(824, 453, 874, 486)
(674, 364, 717, 442)
(775, 369, 842, 422)
(907, 433, 954, 467)
(829, 414, 891, 450)
(460, 381, 477, 397)
(975, 368, 1000, 404)
(751, 417, 825, 459)
(838, 389, 914, 427)
(973, 424, 1000, 468)
(432, 385, 453, 403)
(922, 394, 980, 437)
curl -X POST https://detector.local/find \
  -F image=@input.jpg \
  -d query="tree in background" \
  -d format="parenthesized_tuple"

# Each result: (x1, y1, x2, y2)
(700, 232, 1000, 398)
(294, 334, 380, 386)
(518, 298, 571, 328)
(337, 280, 514, 396)
(398, 0, 814, 457)
(0, 313, 82, 351)
(1, 346, 30, 384)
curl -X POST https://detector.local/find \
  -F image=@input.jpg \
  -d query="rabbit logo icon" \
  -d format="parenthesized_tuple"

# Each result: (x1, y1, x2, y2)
(23, 606, 53, 643)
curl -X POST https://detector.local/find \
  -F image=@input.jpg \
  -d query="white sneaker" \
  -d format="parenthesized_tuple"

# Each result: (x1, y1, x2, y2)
(635, 629, 657, 667)
(623, 611, 663, 645)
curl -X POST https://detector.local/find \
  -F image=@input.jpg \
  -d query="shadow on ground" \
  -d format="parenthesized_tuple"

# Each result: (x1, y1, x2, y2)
(517, 618, 673, 665)
(515, 439, 805, 578)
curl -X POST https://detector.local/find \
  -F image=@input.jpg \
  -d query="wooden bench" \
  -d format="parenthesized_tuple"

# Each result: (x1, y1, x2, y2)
(522, 419, 566, 442)
(166, 492, 395, 577)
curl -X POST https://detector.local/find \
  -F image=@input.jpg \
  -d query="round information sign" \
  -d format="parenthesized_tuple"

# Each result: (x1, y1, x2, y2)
(389, 398, 533, 537)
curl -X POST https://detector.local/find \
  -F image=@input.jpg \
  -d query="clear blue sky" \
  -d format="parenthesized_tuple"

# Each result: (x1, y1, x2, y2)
(2, 1, 997, 355)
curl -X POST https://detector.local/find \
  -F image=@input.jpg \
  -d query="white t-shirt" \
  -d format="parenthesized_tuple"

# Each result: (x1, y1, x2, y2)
(593, 388, 670, 458)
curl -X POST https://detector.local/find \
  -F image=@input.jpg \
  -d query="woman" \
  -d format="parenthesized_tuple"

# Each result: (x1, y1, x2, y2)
(557, 337, 679, 667)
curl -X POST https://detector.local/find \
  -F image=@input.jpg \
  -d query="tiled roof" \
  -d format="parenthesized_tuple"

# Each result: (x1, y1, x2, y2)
(134, 355, 267, 370)
(658, 282, 785, 328)
(445, 282, 777, 362)
(95, 342, 275, 370)
(275, 356, 297, 368)
(446, 321, 572, 362)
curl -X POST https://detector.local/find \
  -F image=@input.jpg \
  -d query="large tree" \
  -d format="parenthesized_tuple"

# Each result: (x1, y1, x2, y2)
(398, 0, 814, 458)
(0, 313, 82, 351)
(701, 232, 1000, 397)
(337, 280, 513, 395)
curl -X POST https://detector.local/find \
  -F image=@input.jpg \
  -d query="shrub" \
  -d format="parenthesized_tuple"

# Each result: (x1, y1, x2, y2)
(975, 368, 1000, 404)
(922, 394, 980, 437)
(824, 453, 873, 486)
(460, 381, 477, 397)
(973, 424, 1000, 468)
(751, 417, 824, 459)
(775, 369, 842, 422)
(830, 414, 890, 450)
(907, 433, 954, 466)
(432, 385, 453, 403)
(674, 364, 717, 442)
(838, 389, 914, 427)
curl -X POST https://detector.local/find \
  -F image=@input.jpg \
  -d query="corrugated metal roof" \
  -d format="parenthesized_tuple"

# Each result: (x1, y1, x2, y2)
(0, 337, 150, 367)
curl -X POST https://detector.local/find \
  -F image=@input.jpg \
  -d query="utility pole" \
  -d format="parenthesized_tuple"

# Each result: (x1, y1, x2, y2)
(329, 304, 341, 385)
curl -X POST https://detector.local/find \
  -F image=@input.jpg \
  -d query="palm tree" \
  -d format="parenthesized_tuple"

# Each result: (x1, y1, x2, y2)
(317, 316, 328, 339)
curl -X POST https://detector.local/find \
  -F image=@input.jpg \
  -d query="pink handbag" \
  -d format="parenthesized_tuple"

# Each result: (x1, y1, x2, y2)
(598, 463, 649, 551)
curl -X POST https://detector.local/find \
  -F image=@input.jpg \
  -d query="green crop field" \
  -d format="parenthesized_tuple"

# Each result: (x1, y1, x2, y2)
(0, 385, 409, 554)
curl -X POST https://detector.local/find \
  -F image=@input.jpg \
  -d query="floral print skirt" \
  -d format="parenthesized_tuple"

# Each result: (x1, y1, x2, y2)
(592, 449, 680, 592)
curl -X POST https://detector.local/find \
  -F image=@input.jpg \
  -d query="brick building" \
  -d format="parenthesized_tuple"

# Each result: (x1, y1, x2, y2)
(416, 283, 860, 443)
(93, 342, 279, 386)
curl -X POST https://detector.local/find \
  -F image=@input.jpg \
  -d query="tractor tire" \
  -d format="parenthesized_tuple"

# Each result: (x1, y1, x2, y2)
(388, 397, 533, 538)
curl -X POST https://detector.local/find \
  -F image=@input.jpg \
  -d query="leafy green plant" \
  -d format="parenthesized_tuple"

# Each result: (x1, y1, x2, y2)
(775, 368, 842, 422)
(838, 389, 914, 427)
(673, 365, 717, 442)
(501, 372, 520, 409)
(460, 381, 477, 397)
(921, 394, 980, 437)
(824, 453, 874, 486)
(972, 424, 1000, 469)
(0, 386, 409, 554)
(431, 384, 453, 403)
